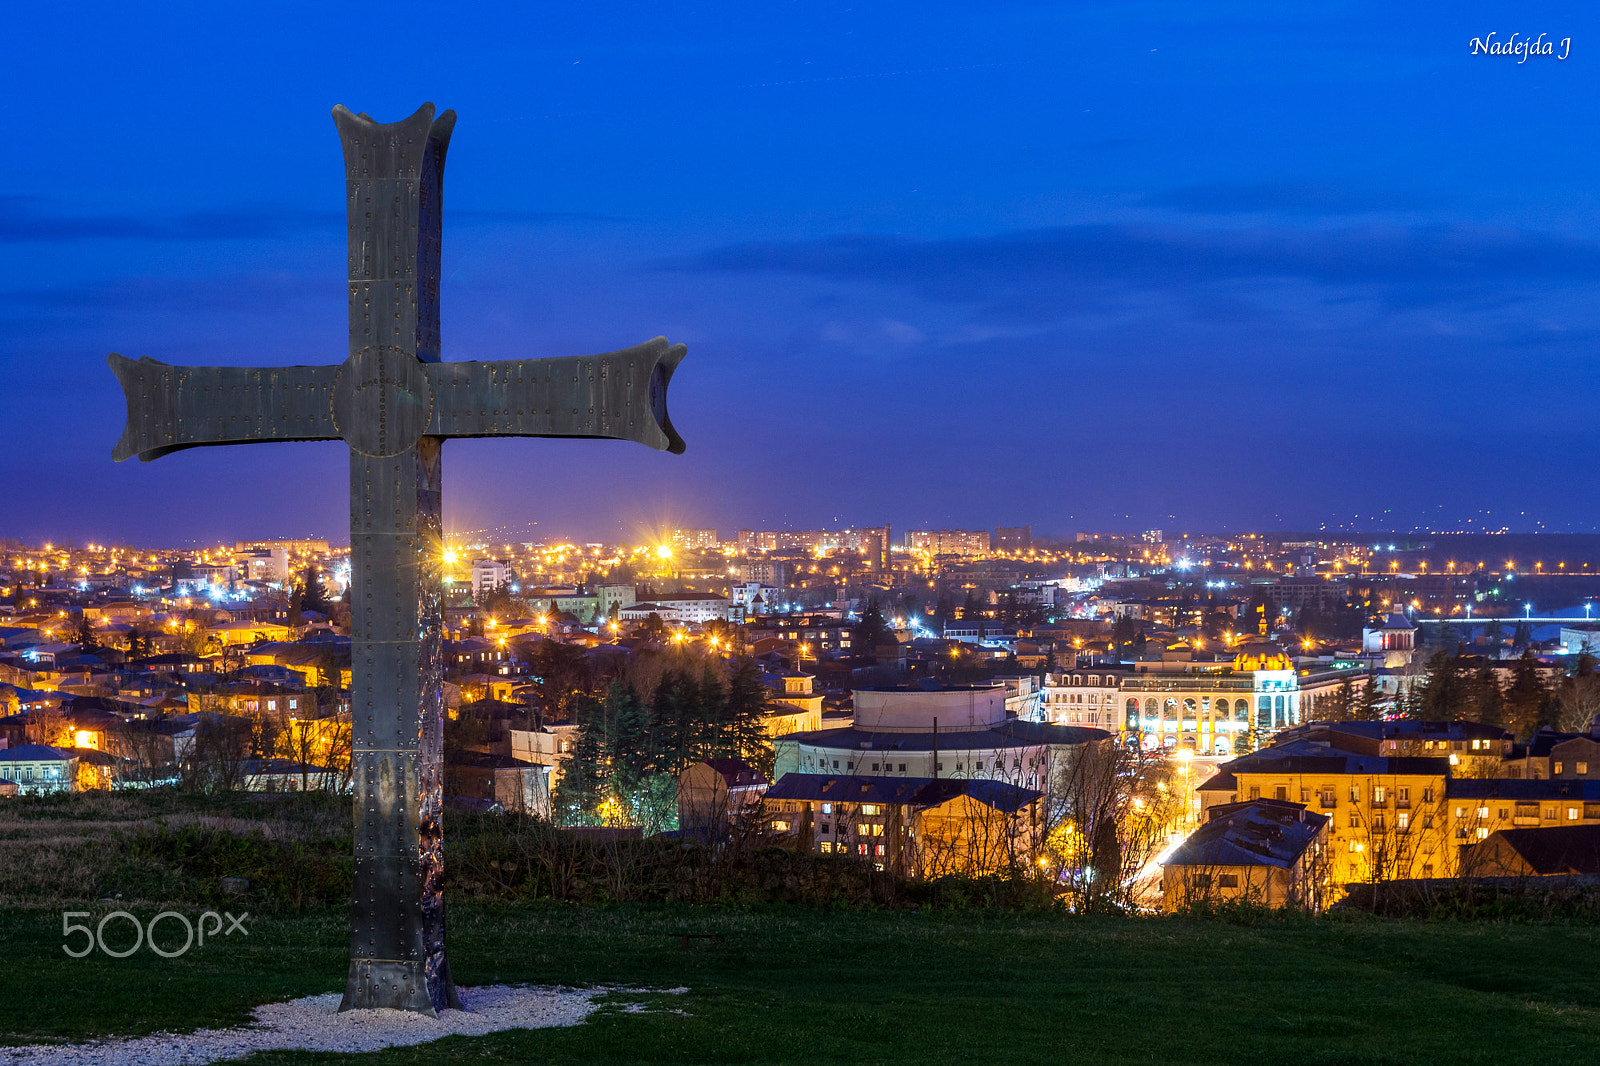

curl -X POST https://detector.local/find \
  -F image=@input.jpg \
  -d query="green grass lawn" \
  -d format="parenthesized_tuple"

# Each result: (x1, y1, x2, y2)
(3, 903, 1600, 1064)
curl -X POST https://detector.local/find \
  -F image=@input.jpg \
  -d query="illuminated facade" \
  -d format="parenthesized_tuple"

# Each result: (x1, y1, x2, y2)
(904, 529, 989, 558)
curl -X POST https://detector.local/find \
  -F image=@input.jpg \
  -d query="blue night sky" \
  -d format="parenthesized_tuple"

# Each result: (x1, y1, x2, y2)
(3, 2, 1597, 545)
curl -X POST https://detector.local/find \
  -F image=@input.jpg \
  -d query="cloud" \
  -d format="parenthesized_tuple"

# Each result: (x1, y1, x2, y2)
(0, 197, 342, 242)
(1141, 182, 1437, 215)
(0, 197, 621, 243)
(0, 274, 332, 314)
(667, 224, 1600, 311)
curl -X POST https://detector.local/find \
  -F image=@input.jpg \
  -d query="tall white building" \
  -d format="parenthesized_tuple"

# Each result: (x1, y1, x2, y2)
(472, 559, 510, 598)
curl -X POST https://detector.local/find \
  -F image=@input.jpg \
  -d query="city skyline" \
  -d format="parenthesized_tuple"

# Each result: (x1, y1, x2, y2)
(5, 3, 1598, 543)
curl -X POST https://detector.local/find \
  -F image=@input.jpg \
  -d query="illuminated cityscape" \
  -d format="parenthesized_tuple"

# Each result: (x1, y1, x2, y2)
(9, 523, 1600, 882)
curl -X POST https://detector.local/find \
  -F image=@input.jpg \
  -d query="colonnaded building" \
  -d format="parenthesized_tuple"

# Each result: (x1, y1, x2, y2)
(1040, 642, 1371, 756)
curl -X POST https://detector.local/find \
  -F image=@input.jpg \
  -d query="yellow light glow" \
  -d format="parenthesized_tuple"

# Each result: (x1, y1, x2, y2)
(443, 549, 458, 565)
(656, 545, 673, 560)
(74, 730, 97, 749)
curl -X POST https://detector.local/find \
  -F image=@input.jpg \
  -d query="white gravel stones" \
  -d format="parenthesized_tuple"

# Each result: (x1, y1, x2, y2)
(0, 984, 683, 1065)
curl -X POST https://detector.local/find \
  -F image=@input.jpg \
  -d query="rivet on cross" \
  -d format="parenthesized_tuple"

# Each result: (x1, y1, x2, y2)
(107, 102, 687, 1015)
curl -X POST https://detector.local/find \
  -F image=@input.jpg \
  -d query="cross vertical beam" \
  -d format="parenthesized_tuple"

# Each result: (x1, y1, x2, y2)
(334, 103, 460, 1015)
(105, 102, 690, 1018)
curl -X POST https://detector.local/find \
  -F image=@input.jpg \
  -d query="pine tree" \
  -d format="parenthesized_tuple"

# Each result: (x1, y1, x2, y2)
(1421, 650, 1466, 721)
(1354, 675, 1386, 721)
(1332, 676, 1355, 721)
(299, 565, 331, 615)
(73, 614, 99, 653)
(605, 678, 652, 778)
(650, 670, 701, 778)
(1504, 649, 1549, 737)
(1469, 662, 1506, 728)
(552, 694, 609, 824)
(855, 601, 892, 654)
(725, 658, 775, 779)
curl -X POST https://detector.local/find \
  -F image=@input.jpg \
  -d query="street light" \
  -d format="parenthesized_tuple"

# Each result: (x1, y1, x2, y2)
(1525, 603, 1533, 620)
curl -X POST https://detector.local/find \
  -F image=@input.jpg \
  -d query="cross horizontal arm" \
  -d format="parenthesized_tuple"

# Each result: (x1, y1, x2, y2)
(109, 353, 342, 462)
(423, 335, 687, 453)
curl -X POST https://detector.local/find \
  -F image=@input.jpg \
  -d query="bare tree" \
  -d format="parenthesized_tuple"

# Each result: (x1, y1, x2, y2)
(1556, 674, 1600, 733)
(1046, 741, 1186, 913)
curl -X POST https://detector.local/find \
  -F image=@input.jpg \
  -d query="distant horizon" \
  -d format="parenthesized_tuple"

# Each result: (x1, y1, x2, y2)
(12, 527, 1600, 552)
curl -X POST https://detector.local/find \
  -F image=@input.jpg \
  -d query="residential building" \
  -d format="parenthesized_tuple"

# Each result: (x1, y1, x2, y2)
(645, 591, 729, 625)
(1161, 799, 1331, 911)
(763, 773, 1042, 875)
(1445, 778, 1600, 858)
(739, 560, 787, 588)
(472, 559, 510, 597)
(904, 530, 989, 558)
(670, 529, 720, 551)
(593, 584, 637, 622)
(678, 757, 769, 834)
(1204, 754, 1452, 890)
(1503, 724, 1600, 780)
(235, 547, 290, 584)
(0, 744, 78, 793)
(1465, 824, 1600, 877)
(992, 526, 1032, 552)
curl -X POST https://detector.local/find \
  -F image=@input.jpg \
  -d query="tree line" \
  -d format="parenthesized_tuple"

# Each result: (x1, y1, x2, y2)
(552, 657, 775, 832)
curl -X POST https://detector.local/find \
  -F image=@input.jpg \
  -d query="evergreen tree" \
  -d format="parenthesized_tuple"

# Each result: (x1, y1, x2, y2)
(1435, 622, 1459, 654)
(960, 590, 983, 621)
(299, 565, 331, 615)
(1469, 662, 1506, 728)
(286, 584, 304, 627)
(1332, 676, 1355, 721)
(605, 678, 653, 778)
(552, 693, 609, 824)
(725, 658, 775, 779)
(1354, 674, 1386, 721)
(126, 625, 149, 659)
(855, 601, 893, 653)
(1421, 650, 1467, 721)
(1512, 620, 1531, 649)
(73, 614, 100, 653)
(1503, 649, 1549, 737)
(695, 664, 730, 761)
(1485, 619, 1506, 649)
(650, 670, 702, 777)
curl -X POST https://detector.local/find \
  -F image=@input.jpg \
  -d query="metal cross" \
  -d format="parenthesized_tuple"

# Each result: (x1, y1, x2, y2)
(108, 103, 686, 1015)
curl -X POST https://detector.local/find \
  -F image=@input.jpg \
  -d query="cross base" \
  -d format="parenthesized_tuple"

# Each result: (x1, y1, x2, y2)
(340, 958, 463, 1016)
